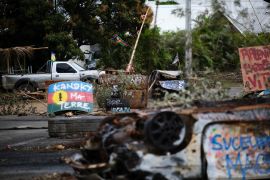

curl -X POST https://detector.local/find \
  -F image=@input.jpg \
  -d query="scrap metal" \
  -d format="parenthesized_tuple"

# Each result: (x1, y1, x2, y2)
(64, 97, 270, 180)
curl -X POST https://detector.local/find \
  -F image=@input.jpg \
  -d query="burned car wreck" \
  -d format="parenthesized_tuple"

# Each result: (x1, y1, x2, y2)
(64, 98, 270, 180)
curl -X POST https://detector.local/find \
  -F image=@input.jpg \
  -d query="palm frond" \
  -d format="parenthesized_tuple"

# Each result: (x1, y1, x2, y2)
(0, 46, 34, 73)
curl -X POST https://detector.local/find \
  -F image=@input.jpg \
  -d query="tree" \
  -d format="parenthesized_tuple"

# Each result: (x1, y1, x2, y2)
(0, 0, 52, 48)
(161, 30, 186, 70)
(135, 27, 168, 73)
(0, 0, 83, 61)
(189, 0, 270, 72)
(51, 0, 153, 68)
(0, 0, 154, 69)
(58, 0, 101, 46)
(96, 0, 153, 70)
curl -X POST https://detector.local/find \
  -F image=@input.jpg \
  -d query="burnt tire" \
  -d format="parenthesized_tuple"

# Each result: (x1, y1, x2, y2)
(144, 111, 188, 154)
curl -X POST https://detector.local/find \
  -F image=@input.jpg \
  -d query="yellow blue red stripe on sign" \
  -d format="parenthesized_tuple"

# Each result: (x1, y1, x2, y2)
(47, 81, 93, 113)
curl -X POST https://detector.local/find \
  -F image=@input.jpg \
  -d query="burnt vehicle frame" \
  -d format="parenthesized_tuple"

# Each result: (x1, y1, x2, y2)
(64, 98, 270, 180)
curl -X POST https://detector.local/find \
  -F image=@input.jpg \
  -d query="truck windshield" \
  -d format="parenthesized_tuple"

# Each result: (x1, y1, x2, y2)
(71, 62, 85, 71)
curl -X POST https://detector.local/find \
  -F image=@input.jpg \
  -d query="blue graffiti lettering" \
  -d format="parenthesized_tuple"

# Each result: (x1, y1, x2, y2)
(211, 134, 270, 179)
(240, 136, 252, 150)
(226, 152, 244, 179)
(223, 137, 233, 150)
(232, 137, 241, 150)
(225, 152, 270, 180)
(211, 134, 270, 151)
(211, 134, 222, 150)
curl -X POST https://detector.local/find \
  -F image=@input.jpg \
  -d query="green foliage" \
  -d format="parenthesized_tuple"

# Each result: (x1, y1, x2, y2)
(97, 0, 150, 70)
(192, 11, 233, 70)
(2, 0, 270, 73)
(44, 32, 84, 60)
(0, 0, 152, 68)
(191, 10, 270, 72)
(135, 28, 171, 73)
(97, 0, 147, 38)
(98, 41, 131, 69)
(160, 30, 186, 69)
(58, 0, 101, 46)
(135, 28, 187, 74)
(0, 0, 52, 48)
(0, 0, 83, 61)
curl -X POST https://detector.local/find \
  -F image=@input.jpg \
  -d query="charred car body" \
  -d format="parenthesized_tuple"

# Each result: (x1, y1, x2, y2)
(64, 98, 270, 180)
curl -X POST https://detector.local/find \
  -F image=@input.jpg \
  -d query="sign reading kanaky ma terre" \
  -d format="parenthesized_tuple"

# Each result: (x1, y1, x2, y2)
(239, 45, 270, 92)
(47, 81, 93, 113)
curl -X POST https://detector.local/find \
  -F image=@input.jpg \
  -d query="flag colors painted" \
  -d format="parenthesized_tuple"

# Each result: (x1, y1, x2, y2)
(47, 81, 93, 113)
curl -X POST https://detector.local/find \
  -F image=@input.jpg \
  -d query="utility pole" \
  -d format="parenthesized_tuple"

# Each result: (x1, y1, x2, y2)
(154, 0, 159, 27)
(185, 0, 192, 77)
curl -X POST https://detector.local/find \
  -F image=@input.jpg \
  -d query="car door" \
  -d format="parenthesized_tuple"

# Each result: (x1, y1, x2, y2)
(52, 62, 80, 81)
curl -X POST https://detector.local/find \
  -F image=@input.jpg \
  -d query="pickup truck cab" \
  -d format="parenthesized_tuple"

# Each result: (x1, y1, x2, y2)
(1, 61, 104, 92)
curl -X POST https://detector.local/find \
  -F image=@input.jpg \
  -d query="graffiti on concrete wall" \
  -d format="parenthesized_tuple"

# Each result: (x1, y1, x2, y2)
(204, 123, 270, 180)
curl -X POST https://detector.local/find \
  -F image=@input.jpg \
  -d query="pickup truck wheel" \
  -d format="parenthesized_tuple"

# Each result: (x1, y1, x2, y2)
(83, 78, 95, 84)
(15, 83, 34, 93)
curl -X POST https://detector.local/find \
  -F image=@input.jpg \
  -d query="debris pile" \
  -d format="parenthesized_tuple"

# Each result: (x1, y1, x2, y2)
(63, 111, 190, 180)
(63, 97, 270, 180)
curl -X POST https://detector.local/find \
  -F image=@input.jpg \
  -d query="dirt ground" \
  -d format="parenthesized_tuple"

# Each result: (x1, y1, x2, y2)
(30, 99, 47, 114)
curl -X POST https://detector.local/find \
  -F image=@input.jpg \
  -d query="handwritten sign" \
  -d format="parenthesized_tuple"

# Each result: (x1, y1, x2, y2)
(47, 81, 93, 113)
(239, 45, 270, 92)
(105, 98, 130, 113)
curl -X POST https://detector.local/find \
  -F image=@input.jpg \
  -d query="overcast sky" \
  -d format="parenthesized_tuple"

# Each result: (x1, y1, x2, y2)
(146, 0, 269, 33)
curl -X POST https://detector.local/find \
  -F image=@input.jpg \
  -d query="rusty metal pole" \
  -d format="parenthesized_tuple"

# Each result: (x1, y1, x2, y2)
(126, 7, 150, 73)
(185, 0, 192, 77)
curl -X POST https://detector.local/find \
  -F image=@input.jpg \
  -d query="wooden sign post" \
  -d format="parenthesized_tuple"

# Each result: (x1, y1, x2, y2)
(47, 81, 93, 113)
(239, 45, 270, 92)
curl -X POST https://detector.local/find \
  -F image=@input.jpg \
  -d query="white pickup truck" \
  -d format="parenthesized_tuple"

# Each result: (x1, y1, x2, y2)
(1, 61, 104, 92)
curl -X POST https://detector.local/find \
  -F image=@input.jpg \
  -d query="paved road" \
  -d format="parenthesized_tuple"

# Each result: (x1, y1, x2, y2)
(0, 115, 47, 129)
(0, 150, 77, 180)
(0, 116, 82, 179)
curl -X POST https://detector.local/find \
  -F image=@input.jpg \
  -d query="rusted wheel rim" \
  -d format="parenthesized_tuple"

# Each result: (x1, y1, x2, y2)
(144, 111, 186, 154)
